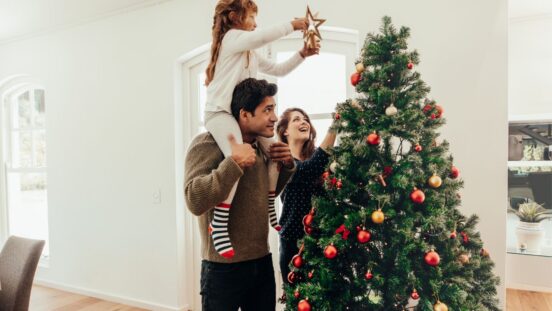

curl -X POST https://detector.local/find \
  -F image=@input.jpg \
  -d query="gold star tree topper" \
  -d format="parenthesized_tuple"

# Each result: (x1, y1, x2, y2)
(302, 6, 325, 49)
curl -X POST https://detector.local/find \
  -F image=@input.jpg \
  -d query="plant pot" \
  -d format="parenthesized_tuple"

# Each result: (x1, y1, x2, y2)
(515, 221, 545, 253)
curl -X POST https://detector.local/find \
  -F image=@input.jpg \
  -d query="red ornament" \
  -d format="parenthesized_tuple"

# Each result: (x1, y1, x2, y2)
(322, 171, 330, 180)
(450, 166, 460, 179)
(324, 244, 338, 259)
(414, 144, 423, 152)
(335, 112, 341, 120)
(411, 289, 420, 300)
(308, 270, 314, 279)
(383, 166, 393, 176)
(287, 271, 297, 283)
(331, 177, 337, 186)
(435, 105, 444, 118)
(292, 254, 304, 268)
(365, 270, 373, 280)
(407, 62, 414, 70)
(351, 72, 361, 86)
(357, 230, 371, 244)
(335, 224, 350, 240)
(336, 179, 343, 189)
(298, 299, 311, 311)
(366, 132, 380, 145)
(450, 231, 457, 239)
(422, 104, 443, 118)
(424, 250, 441, 266)
(303, 214, 313, 227)
(304, 226, 313, 235)
(423, 104, 432, 113)
(461, 231, 469, 244)
(410, 188, 425, 204)
(294, 291, 300, 298)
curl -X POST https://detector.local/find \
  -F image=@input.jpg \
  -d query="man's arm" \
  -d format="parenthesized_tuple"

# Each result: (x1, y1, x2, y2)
(184, 139, 243, 216)
(268, 141, 296, 196)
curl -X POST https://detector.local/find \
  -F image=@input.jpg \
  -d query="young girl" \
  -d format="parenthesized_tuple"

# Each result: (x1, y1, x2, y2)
(205, 0, 319, 259)
(276, 108, 336, 283)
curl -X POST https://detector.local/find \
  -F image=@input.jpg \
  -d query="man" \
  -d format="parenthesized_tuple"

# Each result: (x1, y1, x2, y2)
(184, 78, 295, 311)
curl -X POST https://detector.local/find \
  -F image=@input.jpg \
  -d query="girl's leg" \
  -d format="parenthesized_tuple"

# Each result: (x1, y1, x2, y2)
(257, 136, 281, 231)
(205, 112, 243, 259)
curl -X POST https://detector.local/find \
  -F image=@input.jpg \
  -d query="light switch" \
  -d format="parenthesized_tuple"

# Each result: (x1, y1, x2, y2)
(153, 189, 161, 204)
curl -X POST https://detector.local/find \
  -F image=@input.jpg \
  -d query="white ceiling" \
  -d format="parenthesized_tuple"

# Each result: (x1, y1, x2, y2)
(0, 0, 171, 45)
(0, 0, 551, 45)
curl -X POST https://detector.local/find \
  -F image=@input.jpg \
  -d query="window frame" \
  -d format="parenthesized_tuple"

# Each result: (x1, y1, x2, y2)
(264, 26, 359, 142)
(0, 81, 49, 259)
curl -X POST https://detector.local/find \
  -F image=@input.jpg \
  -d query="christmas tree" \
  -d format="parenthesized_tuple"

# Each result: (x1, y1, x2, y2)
(283, 17, 500, 311)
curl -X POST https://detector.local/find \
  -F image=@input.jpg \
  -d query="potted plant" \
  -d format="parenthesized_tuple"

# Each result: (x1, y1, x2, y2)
(509, 201, 552, 253)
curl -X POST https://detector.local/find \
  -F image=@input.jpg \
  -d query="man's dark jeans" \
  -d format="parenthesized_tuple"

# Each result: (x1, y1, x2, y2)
(200, 254, 276, 311)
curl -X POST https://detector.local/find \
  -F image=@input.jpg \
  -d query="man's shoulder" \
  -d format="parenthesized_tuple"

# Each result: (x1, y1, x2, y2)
(186, 132, 224, 162)
(189, 132, 223, 152)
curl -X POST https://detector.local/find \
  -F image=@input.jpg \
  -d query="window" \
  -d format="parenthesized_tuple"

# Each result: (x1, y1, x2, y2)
(265, 27, 358, 145)
(276, 51, 347, 140)
(2, 87, 49, 257)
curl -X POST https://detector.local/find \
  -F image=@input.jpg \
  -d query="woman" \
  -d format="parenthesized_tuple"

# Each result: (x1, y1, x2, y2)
(276, 107, 337, 284)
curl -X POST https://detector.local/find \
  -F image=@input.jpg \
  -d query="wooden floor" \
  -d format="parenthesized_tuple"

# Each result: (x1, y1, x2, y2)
(507, 288, 552, 310)
(28, 286, 552, 310)
(30, 285, 148, 311)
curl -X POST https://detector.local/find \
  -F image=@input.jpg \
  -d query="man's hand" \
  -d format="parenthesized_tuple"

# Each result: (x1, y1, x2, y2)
(229, 134, 256, 169)
(269, 142, 294, 169)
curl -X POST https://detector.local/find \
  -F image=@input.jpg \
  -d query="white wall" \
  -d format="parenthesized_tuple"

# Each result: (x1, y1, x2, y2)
(0, 0, 507, 309)
(510, 17, 552, 117)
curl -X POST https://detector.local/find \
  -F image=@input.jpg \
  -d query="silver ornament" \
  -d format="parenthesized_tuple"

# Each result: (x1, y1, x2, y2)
(385, 104, 398, 116)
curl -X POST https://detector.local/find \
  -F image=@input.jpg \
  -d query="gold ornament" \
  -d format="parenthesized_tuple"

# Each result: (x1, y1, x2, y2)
(459, 253, 470, 264)
(351, 98, 362, 110)
(433, 301, 448, 311)
(428, 174, 442, 188)
(302, 6, 326, 49)
(480, 248, 490, 257)
(385, 104, 398, 116)
(356, 63, 365, 73)
(371, 209, 385, 224)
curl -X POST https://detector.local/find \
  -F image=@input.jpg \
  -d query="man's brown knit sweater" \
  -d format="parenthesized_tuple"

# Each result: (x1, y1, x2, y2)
(184, 133, 295, 263)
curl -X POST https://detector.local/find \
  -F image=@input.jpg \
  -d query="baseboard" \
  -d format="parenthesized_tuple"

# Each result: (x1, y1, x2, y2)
(507, 283, 552, 293)
(34, 278, 190, 311)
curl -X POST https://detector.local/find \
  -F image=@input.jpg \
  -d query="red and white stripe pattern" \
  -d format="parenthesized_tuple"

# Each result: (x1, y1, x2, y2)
(210, 203, 235, 258)
(268, 191, 281, 231)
